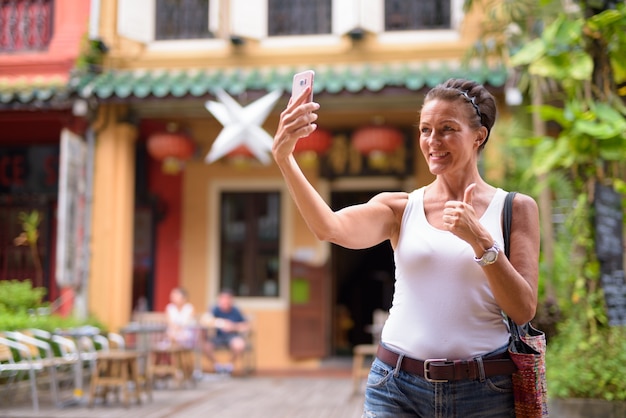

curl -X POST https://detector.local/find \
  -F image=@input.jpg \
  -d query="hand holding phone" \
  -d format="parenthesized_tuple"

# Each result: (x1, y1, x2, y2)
(291, 70, 315, 103)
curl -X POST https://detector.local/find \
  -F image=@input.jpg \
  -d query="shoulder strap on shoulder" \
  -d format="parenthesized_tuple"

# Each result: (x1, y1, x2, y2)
(502, 191, 517, 258)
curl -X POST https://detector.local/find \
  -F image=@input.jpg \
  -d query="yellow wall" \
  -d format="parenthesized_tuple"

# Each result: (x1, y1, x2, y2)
(90, 0, 498, 369)
(179, 116, 327, 369)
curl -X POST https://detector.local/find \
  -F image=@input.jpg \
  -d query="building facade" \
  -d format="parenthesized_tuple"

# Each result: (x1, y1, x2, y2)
(0, 0, 93, 312)
(3, 0, 511, 371)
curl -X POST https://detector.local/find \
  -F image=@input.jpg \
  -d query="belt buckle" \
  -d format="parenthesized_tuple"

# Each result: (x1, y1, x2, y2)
(423, 358, 450, 383)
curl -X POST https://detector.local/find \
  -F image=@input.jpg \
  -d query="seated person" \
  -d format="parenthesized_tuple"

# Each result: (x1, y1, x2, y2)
(165, 287, 196, 349)
(202, 289, 250, 374)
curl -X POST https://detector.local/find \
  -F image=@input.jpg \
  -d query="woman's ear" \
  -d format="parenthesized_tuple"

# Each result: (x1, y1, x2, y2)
(475, 126, 488, 147)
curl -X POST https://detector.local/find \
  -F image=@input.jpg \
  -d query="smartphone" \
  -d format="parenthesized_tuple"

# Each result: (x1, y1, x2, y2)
(291, 70, 315, 103)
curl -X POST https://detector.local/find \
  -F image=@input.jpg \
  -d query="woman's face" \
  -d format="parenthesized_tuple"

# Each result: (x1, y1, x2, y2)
(170, 289, 184, 305)
(418, 98, 484, 176)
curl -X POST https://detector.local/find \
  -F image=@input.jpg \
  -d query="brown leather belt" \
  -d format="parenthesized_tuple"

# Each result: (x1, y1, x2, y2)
(376, 344, 518, 382)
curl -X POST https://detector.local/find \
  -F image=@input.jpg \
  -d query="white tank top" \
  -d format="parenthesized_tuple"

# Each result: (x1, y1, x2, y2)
(381, 187, 510, 360)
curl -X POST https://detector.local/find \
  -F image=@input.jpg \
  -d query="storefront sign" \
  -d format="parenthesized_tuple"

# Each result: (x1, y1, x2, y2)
(55, 129, 87, 288)
(594, 182, 626, 326)
(0, 146, 59, 195)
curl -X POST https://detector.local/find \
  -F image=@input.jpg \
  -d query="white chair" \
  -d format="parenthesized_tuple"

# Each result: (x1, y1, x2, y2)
(4, 330, 80, 406)
(0, 336, 44, 410)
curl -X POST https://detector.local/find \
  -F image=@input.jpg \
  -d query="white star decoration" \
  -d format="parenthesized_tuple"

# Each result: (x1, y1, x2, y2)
(204, 88, 283, 165)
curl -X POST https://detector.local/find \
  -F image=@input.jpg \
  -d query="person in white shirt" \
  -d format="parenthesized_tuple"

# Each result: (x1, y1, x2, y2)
(165, 287, 195, 349)
(272, 78, 540, 417)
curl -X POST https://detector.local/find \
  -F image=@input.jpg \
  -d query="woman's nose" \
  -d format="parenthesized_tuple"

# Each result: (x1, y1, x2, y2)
(427, 131, 442, 145)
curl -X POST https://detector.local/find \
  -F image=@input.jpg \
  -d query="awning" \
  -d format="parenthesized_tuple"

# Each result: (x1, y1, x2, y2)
(1, 61, 508, 107)
(76, 61, 508, 101)
(0, 76, 73, 109)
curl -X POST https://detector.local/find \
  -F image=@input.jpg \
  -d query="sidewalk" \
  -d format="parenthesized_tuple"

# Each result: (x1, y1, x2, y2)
(0, 372, 365, 418)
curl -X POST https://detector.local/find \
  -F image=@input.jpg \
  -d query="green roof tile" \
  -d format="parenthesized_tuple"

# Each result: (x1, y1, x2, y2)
(0, 62, 508, 107)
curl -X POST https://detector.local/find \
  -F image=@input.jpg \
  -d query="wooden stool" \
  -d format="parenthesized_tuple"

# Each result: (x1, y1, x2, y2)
(88, 350, 143, 407)
(149, 346, 195, 388)
(352, 344, 377, 394)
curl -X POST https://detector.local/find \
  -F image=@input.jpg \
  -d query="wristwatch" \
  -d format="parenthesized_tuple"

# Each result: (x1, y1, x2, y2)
(474, 242, 500, 266)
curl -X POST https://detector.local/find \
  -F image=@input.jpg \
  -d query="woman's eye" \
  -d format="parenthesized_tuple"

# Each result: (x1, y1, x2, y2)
(443, 125, 454, 131)
(420, 127, 430, 134)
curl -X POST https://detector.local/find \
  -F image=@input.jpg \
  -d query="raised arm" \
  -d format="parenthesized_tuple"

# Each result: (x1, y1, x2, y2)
(272, 88, 404, 249)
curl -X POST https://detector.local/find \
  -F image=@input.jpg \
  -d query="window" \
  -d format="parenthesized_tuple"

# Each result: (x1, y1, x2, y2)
(155, 0, 212, 40)
(220, 192, 280, 297)
(385, 0, 451, 31)
(268, 0, 332, 36)
(0, 0, 54, 52)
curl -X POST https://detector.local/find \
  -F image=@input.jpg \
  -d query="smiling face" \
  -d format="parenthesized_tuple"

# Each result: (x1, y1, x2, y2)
(419, 98, 487, 176)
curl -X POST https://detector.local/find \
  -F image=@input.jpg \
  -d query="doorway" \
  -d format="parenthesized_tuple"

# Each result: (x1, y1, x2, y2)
(330, 190, 395, 356)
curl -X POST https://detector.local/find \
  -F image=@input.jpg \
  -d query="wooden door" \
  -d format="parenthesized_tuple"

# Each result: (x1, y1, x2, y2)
(288, 260, 330, 358)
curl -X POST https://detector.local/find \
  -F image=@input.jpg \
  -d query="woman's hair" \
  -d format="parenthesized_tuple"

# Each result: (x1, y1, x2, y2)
(423, 78, 497, 151)
(172, 287, 188, 299)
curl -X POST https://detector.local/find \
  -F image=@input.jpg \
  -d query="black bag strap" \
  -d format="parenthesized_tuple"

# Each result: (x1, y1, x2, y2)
(502, 192, 523, 338)
(502, 191, 517, 259)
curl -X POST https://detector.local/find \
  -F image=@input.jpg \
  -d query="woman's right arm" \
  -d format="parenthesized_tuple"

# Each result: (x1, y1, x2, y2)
(272, 88, 401, 250)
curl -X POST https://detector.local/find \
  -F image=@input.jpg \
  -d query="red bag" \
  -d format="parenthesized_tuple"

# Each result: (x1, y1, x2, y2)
(508, 320, 549, 417)
(503, 192, 549, 417)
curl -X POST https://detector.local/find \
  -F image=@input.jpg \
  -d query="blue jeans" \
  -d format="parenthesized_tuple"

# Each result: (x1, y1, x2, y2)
(363, 347, 515, 418)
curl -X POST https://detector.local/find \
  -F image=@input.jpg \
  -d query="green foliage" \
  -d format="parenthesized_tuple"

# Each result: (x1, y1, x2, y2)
(528, 101, 626, 177)
(586, 6, 626, 84)
(0, 280, 105, 333)
(547, 318, 626, 401)
(0, 310, 104, 333)
(463, 0, 564, 64)
(75, 34, 107, 72)
(511, 16, 592, 82)
(510, 5, 626, 182)
(0, 280, 46, 314)
(466, 0, 626, 401)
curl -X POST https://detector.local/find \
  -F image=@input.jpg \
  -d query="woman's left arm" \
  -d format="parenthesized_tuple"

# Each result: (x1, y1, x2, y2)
(446, 186, 540, 324)
(486, 193, 540, 324)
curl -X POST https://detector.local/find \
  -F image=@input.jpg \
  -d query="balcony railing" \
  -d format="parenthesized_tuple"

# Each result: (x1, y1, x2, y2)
(0, 0, 54, 52)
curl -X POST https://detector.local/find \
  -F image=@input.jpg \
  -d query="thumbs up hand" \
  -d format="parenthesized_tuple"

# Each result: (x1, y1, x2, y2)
(443, 183, 481, 243)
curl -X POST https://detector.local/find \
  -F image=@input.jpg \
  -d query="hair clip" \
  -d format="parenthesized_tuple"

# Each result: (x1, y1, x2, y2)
(459, 90, 481, 119)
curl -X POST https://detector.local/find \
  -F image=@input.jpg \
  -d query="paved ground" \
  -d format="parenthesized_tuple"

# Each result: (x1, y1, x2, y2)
(0, 370, 366, 418)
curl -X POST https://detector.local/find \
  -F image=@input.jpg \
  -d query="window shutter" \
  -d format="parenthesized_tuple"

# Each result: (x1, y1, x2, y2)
(332, 0, 359, 35)
(230, 0, 266, 40)
(360, 0, 384, 33)
(208, 0, 220, 33)
(117, 0, 155, 43)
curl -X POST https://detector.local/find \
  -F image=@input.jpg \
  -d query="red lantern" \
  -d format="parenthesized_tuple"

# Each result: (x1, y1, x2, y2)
(294, 128, 332, 168)
(294, 128, 332, 155)
(351, 125, 403, 155)
(147, 131, 195, 174)
(352, 125, 404, 169)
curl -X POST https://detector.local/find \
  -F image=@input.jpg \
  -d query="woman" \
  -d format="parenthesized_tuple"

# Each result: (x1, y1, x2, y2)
(272, 78, 540, 417)
(165, 287, 196, 349)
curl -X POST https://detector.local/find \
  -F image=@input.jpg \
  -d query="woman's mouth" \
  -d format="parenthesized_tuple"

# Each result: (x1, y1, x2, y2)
(430, 152, 449, 159)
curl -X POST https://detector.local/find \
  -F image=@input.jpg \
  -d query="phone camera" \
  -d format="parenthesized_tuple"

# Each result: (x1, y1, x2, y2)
(299, 79, 307, 86)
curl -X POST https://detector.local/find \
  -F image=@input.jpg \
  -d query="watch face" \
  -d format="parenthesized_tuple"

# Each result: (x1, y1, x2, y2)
(484, 250, 498, 262)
